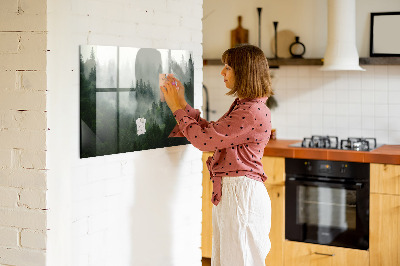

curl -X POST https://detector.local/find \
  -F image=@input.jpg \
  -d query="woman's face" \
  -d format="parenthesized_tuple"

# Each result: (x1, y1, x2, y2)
(220, 64, 235, 89)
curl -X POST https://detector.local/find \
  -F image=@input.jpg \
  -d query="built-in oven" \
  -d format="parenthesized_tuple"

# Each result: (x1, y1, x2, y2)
(285, 158, 369, 250)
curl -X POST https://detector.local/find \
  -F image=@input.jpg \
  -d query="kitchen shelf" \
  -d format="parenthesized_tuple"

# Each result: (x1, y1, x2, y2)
(359, 57, 400, 65)
(203, 58, 323, 67)
(203, 57, 400, 67)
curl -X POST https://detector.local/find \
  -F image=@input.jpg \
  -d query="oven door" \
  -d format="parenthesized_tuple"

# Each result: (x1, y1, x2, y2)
(285, 177, 369, 250)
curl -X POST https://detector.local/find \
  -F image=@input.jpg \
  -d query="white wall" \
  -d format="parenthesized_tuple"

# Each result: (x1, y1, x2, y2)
(46, 0, 203, 266)
(0, 0, 48, 265)
(203, 0, 400, 145)
(203, 0, 400, 58)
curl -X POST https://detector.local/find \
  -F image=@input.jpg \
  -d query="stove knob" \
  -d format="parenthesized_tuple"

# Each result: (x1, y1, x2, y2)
(340, 164, 347, 174)
(305, 162, 312, 171)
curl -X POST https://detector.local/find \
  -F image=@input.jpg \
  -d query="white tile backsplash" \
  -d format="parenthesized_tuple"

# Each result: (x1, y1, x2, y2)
(203, 65, 400, 144)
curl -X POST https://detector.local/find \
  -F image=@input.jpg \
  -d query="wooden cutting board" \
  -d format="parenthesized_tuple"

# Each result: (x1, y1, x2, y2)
(231, 16, 249, 48)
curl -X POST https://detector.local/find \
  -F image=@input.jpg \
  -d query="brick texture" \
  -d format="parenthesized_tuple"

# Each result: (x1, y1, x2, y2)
(0, 0, 47, 264)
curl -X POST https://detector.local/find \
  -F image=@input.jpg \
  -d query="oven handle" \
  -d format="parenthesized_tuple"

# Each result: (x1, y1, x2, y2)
(286, 177, 364, 189)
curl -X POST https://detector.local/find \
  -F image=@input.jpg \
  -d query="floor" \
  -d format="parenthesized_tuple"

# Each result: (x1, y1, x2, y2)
(202, 257, 211, 266)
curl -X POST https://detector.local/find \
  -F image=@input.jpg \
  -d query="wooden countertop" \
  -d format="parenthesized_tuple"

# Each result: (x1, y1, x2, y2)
(263, 139, 400, 165)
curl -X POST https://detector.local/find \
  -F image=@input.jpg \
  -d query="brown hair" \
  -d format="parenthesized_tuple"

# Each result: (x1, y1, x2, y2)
(221, 44, 273, 99)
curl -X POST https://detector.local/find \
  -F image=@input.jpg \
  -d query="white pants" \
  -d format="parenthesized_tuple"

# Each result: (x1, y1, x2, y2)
(212, 176, 271, 266)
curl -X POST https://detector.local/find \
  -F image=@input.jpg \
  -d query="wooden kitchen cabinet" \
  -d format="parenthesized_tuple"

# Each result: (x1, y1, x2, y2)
(201, 154, 286, 266)
(370, 163, 400, 266)
(262, 156, 285, 266)
(370, 193, 400, 266)
(202, 152, 213, 258)
(284, 241, 369, 266)
(261, 156, 285, 186)
(264, 184, 285, 266)
(370, 163, 400, 195)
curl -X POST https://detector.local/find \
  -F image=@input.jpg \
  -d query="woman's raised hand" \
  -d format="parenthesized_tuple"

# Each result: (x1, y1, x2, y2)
(160, 76, 185, 113)
(173, 77, 187, 108)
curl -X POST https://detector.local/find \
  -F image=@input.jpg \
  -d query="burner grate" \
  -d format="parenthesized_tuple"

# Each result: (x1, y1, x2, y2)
(340, 137, 377, 151)
(301, 135, 339, 149)
(296, 136, 378, 151)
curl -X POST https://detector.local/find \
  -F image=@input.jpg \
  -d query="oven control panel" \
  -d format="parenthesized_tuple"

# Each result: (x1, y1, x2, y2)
(286, 158, 369, 180)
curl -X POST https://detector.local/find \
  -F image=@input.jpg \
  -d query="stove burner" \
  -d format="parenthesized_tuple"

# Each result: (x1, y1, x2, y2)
(340, 137, 377, 151)
(295, 136, 378, 151)
(301, 135, 339, 149)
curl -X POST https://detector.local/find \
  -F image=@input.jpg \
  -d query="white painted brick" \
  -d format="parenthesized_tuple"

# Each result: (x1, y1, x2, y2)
(87, 164, 108, 183)
(0, 226, 19, 247)
(18, 0, 47, 15)
(19, 189, 46, 209)
(166, 1, 191, 15)
(0, 208, 46, 230)
(11, 148, 22, 169)
(152, 10, 180, 27)
(104, 178, 123, 196)
(0, 32, 47, 71)
(87, 212, 109, 233)
(131, 0, 166, 14)
(20, 149, 46, 170)
(0, 247, 45, 266)
(0, 149, 11, 169)
(181, 16, 202, 30)
(71, 166, 88, 186)
(15, 70, 47, 91)
(190, 3, 203, 19)
(0, 91, 46, 111)
(72, 218, 88, 237)
(0, 1, 18, 18)
(0, 110, 46, 130)
(0, 5, 46, 32)
(0, 129, 46, 150)
(0, 32, 20, 54)
(0, 169, 47, 189)
(190, 160, 203, 174)
(20, 229, 46, 249)
(0, 71, 16, 90)
(135, 24, 170, 41)
(0, 187, 19, 208)
(191, 31, 203, 44)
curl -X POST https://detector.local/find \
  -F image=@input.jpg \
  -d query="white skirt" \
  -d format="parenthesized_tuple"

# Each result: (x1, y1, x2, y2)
(212, 176, 271, 266)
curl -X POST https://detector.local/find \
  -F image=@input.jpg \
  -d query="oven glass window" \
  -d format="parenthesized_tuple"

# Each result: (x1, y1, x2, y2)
(297, 186, 356, 230)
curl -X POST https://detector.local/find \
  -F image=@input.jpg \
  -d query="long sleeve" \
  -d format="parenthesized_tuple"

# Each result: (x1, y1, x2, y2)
(171, 105, 257, 152)
(168, 104, 211, 137)
(170, 97, 271, 206)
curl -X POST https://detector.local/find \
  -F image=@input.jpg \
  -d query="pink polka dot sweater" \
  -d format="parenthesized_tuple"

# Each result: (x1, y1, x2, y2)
(169, 97, 272, 206)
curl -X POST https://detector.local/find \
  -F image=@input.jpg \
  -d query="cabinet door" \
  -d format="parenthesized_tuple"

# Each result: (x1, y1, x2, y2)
(284, 241, 369, 266)
(264, 184, 284, 266)
(370, 163, 400, 195)
(370, 193, 400, 266)
(261, 156, 285, 185)
(202, 152, 213, 258)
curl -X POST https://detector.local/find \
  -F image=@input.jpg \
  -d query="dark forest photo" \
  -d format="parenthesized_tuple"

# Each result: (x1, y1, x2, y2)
(80, 45, 194, 158)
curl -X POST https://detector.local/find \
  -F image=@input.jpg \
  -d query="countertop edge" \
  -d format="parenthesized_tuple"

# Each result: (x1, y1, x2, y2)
(263, 140, 400, 165)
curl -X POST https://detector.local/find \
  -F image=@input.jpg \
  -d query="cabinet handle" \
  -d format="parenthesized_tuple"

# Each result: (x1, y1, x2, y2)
(314, 252, 335, 257)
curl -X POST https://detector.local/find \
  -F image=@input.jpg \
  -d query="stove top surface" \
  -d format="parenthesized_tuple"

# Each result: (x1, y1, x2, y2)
(289, 136, 383, 151)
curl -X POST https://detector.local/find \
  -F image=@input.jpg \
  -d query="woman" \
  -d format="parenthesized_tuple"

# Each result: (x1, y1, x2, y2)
(161, 44, 273, 266)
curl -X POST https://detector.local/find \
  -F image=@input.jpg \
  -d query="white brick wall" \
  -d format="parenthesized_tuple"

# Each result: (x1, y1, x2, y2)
(0, 0, 48, 265)
(46, 1, 203, 266)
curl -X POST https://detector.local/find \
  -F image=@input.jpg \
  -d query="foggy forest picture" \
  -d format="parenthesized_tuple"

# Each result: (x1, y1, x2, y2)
(80, 45, 194, 158)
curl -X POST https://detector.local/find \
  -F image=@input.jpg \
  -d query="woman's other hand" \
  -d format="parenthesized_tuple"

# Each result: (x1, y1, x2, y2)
(172, 77, 187, 108)
(160, 77, 185, 113)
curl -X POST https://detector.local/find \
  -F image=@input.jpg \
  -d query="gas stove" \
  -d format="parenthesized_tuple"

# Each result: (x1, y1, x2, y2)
(289, 135, 381, 151)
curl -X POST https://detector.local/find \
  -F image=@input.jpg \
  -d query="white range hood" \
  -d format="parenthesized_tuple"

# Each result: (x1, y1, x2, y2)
(320, 0, 365, 71)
